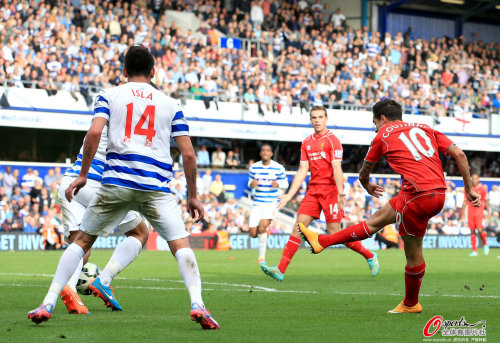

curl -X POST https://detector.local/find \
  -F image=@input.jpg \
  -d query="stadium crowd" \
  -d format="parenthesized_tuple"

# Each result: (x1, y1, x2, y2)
(1, 166, 499, 246)
(0, 0, 499, 119)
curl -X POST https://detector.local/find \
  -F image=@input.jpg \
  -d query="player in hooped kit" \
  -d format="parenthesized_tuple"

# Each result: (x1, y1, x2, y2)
(28, 46, 219, 329)
(56, 123, 149, 314)
(300, 99, 480, 313)
(261, 106, 379, 281)
(462, 174, 490, 256)
(248, 144, 288, 265)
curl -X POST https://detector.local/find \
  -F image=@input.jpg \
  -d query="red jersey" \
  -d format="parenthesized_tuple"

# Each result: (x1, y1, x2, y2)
(467, 184, 488, 218)
(365, 122, 454, 193)
(300, 130, 343, 185)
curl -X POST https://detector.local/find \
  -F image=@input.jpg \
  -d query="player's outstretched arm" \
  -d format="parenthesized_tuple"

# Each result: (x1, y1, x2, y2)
(278, 160, 309, 210)
(358, 160, 384, 198)
(446, 144, 480, 207)
(65, 117, 107, 202)
(175, 135, 204, 222)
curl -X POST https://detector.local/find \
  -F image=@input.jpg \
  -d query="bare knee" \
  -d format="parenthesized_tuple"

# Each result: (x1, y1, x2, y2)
(125, 221, 149, 247)
(168, 237, 190, 257)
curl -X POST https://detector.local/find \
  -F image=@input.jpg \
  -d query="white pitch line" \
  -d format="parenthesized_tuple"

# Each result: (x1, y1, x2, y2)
(2, 273, 498, 298)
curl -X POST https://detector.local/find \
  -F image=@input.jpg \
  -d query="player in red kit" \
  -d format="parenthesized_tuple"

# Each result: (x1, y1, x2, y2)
(462, 174, 490, 256)
(260, 106, 379, 282)
(299, 99, 480, 313)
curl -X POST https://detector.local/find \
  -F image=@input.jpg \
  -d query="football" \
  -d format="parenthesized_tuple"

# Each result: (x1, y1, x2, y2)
(76, 263, 100, 295)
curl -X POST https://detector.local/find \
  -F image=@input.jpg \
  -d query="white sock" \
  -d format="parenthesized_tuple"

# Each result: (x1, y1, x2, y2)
(100, 236, 142, 287)
(43, 243, 84, 307)
(175, 248, 203, 307)
(258, 233, 267, 260)
(67, 258, 83, 292)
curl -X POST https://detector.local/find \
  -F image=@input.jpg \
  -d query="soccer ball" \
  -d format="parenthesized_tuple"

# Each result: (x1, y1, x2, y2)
(76, 263, 100, 295)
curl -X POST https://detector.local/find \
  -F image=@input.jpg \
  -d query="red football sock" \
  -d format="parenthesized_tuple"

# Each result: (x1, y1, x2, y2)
(345, 241, 374, 259)
(480, 231, 487, 246)
(470, 233, 477, 252)
(318, 221, 372, 247)
(277, 235, 301, 274)
(403, 262, 426, 307)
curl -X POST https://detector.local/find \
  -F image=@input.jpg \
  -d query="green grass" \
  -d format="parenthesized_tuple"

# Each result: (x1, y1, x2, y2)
(0, 248, 499, 342)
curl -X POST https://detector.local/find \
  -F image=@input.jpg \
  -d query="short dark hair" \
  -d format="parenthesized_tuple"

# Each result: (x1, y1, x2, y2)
(310, 106, 328, 117)
(261, 143, 273, 151)
(372, 99, 402, 121)
(124, 46, 155, 78)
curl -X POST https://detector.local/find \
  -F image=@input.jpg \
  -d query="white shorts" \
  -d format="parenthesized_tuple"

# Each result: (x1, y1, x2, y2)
(248, 202, 276, 228)
(59, 176, 142, 240)
(81, 184, 189, 241)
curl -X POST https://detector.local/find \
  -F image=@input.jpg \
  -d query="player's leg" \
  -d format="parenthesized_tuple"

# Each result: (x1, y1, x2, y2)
(90, 213, 148, 311)
(140, 191, 219, 329)
(98, 213, 147, 288)
(477, 223, 489, 255)
(469, 216, 478, 256)
(388, 191, 444, 313)
(388, 235, 425, 313)
(299, 202, 395, 253)
(257, 219, 272, 264)
(327, 221, 379, 276)
(248, 205, 262, 263)
(28, 186, 131, 323)
(261, 214, 314, 281)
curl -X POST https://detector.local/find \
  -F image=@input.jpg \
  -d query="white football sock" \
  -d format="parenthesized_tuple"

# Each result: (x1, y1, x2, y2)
(100, 236, 142, 287)
(43, 243, 84, 307)
(258, 233, 267, 260)
(175, 248, 204, 307)
(67, 258, 83, 292)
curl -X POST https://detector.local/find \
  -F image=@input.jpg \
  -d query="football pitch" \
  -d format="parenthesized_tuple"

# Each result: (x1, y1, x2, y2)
(1, 248, 498, 342)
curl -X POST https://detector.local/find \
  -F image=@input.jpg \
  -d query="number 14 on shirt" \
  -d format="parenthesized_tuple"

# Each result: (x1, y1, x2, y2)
(124, 103, 157, 146)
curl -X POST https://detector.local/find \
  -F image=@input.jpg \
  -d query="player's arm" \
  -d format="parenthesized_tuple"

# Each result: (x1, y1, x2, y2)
(359, 161, 384, 197)
(274, 166, 289, 190)
(248, 167, 258, 188)
(331, 160, 346, 209)
(65, 117, 107, 202)
(175, 135, 204, 223)
(446, 144, 480, 207)
(278, 160, 309, 210)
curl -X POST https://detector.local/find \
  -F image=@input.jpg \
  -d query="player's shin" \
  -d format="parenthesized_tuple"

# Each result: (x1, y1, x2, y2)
(403, 262, 426, 307)
(43, 243, 85, 307)
(258, 233, 267, 262)
(100, 236, 142, 287)
(67, 258, 84, 291)
(175, 248, 204, 306)
(277, 235, 301, 274)
(470, 233, 477, 252)
(318, 221, 372, 247)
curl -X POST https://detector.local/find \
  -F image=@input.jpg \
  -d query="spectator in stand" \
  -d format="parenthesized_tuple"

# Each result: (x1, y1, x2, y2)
(23, 215, 38, 233)
(225, 150, 240, 168)
(210, 174, 225, 203)
(212, 147, 226, 168)
(43, 168, 58, 192)
(330, 7, 346, 30)
(3, 166, 18, 198)
(29, 178, 43, 209)
(202, 169, 213, 193)
(489, 185, 500, 212)
(21, 168, 37, 195)
(197, 145, 211, 167)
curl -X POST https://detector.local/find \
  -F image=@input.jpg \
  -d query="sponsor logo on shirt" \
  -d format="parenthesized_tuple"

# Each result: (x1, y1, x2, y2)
(334, 150, 342, 158)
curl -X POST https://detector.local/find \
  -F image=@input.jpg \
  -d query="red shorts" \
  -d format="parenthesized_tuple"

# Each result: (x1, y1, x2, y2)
(298, 184, 344, 223)
(468, 215, 484, 230)
(389, 189, 445, 238)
